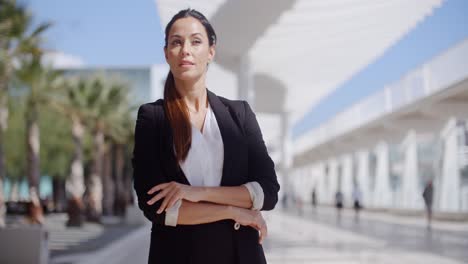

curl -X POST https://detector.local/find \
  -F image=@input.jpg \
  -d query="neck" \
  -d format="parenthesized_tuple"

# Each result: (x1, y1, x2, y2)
(174, 75, 208, 112)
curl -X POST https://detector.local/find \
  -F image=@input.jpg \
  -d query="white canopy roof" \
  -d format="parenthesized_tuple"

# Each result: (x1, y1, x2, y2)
(155, 0, 443, 125)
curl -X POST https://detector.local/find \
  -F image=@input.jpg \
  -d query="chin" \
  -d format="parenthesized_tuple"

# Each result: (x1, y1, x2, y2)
(174, 71, 203, 82)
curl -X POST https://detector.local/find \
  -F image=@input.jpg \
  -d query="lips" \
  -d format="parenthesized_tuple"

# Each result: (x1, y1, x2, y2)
(179, 60, 194, 66)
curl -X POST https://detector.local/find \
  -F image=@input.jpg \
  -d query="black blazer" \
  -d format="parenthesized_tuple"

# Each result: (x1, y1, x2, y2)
(132, 90, 280, 264)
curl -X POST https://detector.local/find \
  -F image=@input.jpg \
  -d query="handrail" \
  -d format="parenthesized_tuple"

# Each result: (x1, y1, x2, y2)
(294, 38, 468, 155)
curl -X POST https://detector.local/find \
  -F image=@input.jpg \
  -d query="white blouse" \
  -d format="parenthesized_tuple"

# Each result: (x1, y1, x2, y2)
(164, 103, 264, 227)
(180, 103, 224, 187)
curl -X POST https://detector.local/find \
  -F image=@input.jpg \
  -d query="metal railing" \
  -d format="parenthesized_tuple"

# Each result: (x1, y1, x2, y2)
(295, 37, 468, 155)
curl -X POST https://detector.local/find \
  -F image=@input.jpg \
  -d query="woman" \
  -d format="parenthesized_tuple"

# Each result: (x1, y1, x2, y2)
(133, 8, 280, 264)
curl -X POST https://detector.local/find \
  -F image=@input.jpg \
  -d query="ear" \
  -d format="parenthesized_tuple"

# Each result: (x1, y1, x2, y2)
(208, 44, 216, 62)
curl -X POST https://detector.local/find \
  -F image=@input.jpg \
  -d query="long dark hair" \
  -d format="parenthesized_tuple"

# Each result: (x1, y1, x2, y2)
(163, 9, 217, 162)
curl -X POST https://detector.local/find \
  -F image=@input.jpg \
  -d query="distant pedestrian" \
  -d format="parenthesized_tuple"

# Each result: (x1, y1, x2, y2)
(335, 190, 343, 209)
(311, 188, 317, 209)
(422, 180, 434, 228)
(281, 193, 288, 209)
(352, 187, 362, 221)
(335, 190, 343, 222)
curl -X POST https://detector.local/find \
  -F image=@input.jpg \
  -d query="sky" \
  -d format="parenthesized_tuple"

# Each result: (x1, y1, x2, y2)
(26, 0, 166, 67)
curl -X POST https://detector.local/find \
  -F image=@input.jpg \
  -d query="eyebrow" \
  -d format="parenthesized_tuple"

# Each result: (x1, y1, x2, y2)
(169, 33, 203, 38)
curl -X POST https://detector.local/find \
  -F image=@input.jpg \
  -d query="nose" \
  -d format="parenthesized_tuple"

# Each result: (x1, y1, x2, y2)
(181, 41, 191, 56)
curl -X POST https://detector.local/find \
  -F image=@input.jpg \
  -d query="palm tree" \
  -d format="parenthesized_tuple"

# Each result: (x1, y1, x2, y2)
(111, 110, 135, 217)
(3, 96, 26, 225)
(38, 105, 73, 214)
(102, 79, 132, 219)
(102, 98, 134, 217)
(0, 0, 51, 227)
(52, 77, 99, 226)
(15, 55, 63, 224)
(78, 75, 131, 222)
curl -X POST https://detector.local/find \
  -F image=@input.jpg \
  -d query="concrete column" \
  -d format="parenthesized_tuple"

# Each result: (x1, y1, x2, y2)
(401, 131, 421, 210)
(439, 118, 460, 212)
(374, 142, 392, 208)
(311, 163, 321, 204)
(291, 168, 300, 201)
(292, 169, 303, 202)
(237, 54, 254, 106)
(280, 111, 292, 198)
(357, 150, 370, 207)
(304, 166, 315, 203)
(328, 159, 339, 204)
(316, 162, 327, 204)
(302, 167, 310, 203)
(341, 155, 354, 207)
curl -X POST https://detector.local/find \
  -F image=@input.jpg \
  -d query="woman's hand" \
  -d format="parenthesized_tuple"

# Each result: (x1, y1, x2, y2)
(230, 207, 268, 244)
(147, 182, 203, 214)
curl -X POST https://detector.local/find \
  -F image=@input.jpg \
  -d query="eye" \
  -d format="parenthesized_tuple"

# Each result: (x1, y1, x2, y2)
(171, 39, 182, 46)
(192, 39, 202, 45)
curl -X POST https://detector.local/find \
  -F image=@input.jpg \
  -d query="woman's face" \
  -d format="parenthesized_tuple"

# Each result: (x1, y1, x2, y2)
(164, 17, 215, 82)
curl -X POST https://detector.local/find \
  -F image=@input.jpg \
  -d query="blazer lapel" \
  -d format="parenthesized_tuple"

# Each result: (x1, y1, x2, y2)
(207, 90, 241, 186)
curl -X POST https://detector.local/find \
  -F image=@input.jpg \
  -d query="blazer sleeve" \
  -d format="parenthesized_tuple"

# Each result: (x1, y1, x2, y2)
(132, 103, 167, 225)
(243, 101, 280, 211)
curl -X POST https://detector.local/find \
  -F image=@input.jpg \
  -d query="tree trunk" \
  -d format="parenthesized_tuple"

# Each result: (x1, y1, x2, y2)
(102, 142, 114, 216)
(0, 96, 8, 228)
(53, 178, 66, 212)
(26, 113, 44, 225)
(124, 146, 134, 206)
(0, 177, 5, 228)
(113, 144, 127, 217)
(85, 129, 104, 223)
(66, 118, 85, 226)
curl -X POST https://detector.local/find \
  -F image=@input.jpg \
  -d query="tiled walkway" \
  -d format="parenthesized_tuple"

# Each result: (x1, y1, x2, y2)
(264, 208, 467, 264)
(49, 207, 468, 264)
